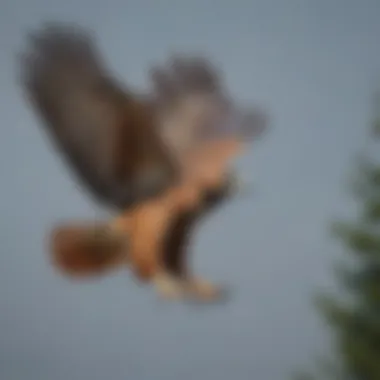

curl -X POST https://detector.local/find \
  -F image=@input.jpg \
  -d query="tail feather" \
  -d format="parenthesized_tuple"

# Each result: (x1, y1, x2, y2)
(49, 222, 128, 278)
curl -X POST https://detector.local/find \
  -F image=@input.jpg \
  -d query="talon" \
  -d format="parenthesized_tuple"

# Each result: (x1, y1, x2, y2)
(153, 273, 184, 300)
(185, 278, 229, 303)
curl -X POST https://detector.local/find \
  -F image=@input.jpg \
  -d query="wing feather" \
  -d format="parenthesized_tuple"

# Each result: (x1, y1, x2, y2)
(150, 55, 268, 169)
(19, 23, 176, 209)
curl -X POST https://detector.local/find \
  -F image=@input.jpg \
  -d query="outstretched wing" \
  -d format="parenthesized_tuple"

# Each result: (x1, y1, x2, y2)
(19, 23, 177, 210)
(150, 55, 268, 173)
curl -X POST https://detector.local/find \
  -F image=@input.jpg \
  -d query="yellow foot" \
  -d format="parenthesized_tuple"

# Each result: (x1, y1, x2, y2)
(153, 273, 185, 300)
(185, 277, 228, 303)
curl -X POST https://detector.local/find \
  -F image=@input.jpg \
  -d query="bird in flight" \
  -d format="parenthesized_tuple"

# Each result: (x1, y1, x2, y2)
(19, 22, 268, 302)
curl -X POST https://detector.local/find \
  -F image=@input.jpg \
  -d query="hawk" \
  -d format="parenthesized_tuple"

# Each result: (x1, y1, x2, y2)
(19, 23, 267, 302)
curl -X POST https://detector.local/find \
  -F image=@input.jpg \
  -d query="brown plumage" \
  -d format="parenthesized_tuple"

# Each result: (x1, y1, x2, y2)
(50, 222, 128, 277)
(20, 22, 267, 301)
(20, 24, 176, 209)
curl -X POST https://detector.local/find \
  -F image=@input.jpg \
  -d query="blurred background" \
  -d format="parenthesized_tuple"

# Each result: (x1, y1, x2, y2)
(1, 0, 380, 379)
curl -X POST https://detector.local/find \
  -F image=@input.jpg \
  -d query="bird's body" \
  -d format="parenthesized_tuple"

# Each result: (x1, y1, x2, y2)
(51, 172, 234, 300)
(20, 23, 267, 302)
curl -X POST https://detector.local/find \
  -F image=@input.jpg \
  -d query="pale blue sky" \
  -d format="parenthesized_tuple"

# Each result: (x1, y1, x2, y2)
(0, 1, 379, 379)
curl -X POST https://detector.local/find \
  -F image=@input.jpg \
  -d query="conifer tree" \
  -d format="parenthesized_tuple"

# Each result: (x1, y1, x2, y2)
(295, 97, 380, 380)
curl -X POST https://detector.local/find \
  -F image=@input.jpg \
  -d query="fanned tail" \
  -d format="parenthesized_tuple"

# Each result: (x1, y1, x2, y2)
(49, 222, 128, 278)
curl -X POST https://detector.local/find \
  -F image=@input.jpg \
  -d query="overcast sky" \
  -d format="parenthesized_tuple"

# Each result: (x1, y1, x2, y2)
(0, 0, 379, 379)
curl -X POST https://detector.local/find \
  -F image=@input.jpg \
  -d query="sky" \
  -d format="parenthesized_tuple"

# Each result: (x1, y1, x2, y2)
(0, 0, 379, 379)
